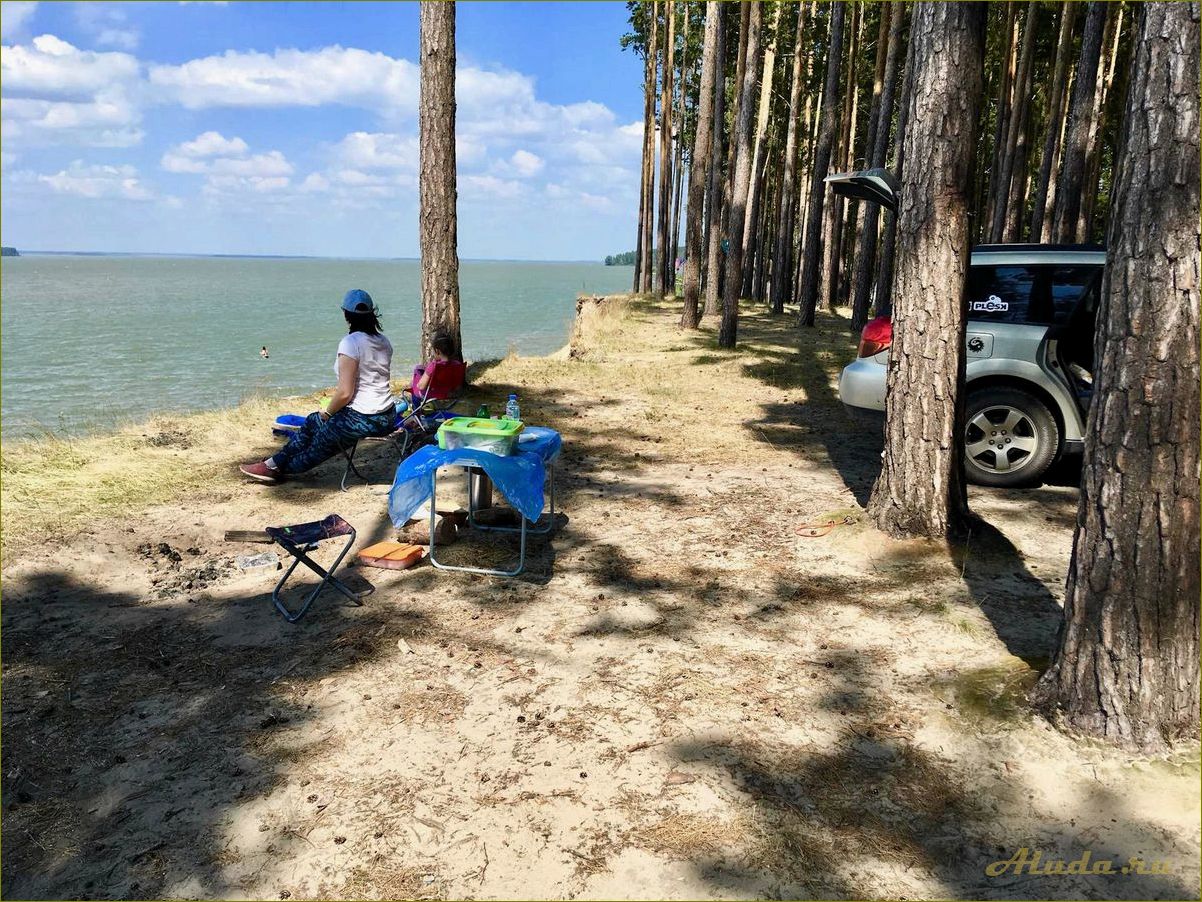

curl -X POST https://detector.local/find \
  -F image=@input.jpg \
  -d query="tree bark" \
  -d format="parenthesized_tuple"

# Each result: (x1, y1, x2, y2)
(681, 1, 722, 329)
(634, 3, 656, 293)
(850, 1, 902, 331)
(755, 141, 783, 303)
(1029, 1, 1078, 243)
(845, 2, 891, 315)
(741, 2, 782, 302)
(865, 1, 986, 539)
(874, 11, 914, 318)
(718, 0, 762, 348)
(701, 3, 727, 319)
(669, 2, 689, 277)
(769, 1, 809, 314)
(1003, 108, 1032, 241)
(798, 2, 847, 327)
(656, 0, 677, 295)
(1052, 1, 1107, 244)
(1079, 2, 1124, 240)
(418, 1, 462, 360)
(984, 3, 1018, 238)
(1032, 2, 1201, 751)
(988, 1, 1038, 244)
(823, 1, 859, 312)
(641, 2, 660, 294)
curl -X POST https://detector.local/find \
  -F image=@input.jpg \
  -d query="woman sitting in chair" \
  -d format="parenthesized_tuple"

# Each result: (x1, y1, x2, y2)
(240, 289, 396, 484)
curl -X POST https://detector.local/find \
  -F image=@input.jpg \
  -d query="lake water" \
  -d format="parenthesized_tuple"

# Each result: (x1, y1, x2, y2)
(0, 255, 633, 440)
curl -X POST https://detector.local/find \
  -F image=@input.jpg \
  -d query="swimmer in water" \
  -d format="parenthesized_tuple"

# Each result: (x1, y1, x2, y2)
(260, 346, 269, 359)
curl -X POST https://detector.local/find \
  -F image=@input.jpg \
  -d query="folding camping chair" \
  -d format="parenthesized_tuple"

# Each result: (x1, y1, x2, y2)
(266, 514, 371, 622)
(340, 359, 468, 491)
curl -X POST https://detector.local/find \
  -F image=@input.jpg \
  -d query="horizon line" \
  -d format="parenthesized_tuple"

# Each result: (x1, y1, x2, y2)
(4, 249, 621, 265)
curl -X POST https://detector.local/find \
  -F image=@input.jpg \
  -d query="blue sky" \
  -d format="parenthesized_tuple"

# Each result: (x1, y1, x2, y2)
(0, 1, 646, 260)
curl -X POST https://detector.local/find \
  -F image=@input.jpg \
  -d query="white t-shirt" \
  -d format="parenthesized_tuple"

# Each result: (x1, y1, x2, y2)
(336, 331, 394, 415)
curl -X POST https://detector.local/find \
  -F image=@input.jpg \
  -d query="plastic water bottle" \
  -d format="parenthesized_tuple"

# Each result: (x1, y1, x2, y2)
(505, 394, 521, 421)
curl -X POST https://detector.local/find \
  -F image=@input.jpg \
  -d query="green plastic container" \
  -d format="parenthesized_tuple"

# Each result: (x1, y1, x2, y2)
(437, 416, 525, 456)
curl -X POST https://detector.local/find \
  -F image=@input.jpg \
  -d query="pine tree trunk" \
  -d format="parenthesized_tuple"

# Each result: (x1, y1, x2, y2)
(865, 0, 986, 539)
(837, 4, 867, 310)
(634, 3, 656, 293)
(769, 1, 809, 314)
(670, 146, 684, 273)
(1079, 3, 1124, 241)
(989, 1, 1038, 244)
(707, 4, 742, 319)
(670, 3, 689, 264)
(418, 0, 462, 360)
(874, 12, 914, 318)
(1032, 2, 1201, 751)
(1029, 1, 1078, 243)
(718, 0, 762, 348)
(792, 10, 820, 306)
(755, 143, 783, 302)
(1003, 105, 1032, 241)
(823, 1, 859, 312)
(656, 1, 677, 295)
(641, 2, 660, 294)
(701, 4, 727, 319)
(741, 3, 782, 302)
(798, 2, 847, 327)
(850, 1, 902, 331)
(845, 3, 891, 321)
(682, 0, 722, 329)
(984, 3, 1018, 237)
(1052, 1, 1107, 244)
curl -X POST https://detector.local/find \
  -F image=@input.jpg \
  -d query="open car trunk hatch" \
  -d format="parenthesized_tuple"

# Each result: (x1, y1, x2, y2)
(825, 168, 899, 212)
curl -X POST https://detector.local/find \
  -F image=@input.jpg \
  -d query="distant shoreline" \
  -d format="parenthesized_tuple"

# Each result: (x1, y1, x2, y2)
(4, 250, 616, 265)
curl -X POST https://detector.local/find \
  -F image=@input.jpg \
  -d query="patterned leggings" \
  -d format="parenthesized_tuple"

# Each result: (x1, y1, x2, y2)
(272, 407, 395, 475)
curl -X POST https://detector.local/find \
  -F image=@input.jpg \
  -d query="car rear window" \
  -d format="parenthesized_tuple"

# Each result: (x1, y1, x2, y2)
(966, 264, 1101, 325)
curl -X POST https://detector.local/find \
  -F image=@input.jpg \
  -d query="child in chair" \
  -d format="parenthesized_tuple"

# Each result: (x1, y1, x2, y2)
(396, 332, 460, 416)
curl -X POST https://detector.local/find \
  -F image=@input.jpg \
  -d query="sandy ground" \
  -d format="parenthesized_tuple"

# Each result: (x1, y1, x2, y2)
(2, 297, 1198, 900)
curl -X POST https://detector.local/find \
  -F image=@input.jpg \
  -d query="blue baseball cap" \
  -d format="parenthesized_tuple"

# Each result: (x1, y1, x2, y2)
(341, 288, 375, 313)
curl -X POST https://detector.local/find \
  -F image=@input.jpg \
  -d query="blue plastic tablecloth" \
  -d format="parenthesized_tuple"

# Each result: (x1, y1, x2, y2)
(388, 426, 562, 526)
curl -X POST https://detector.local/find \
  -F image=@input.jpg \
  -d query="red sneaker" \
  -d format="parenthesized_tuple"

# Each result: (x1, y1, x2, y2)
(240, 461, 281, 484)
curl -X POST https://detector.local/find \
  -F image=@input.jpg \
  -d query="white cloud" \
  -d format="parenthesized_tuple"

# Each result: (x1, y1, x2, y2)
(0, 1, 37, 40)
(160, 133, 293, 199)
(508, 149, 543, 177)
(0, 34, 142, 146)
(462, 174, 523, 200)
(331, 131, 418, 171)
(1, 34, 138, 96)
(163, 148, 291, 177)
(173, 130, 249, 158)
(38, 160, 152, 199)
(299, 172, 329, 193)
(204, 173, 289, 194)
(75, 4, 139, 51)
(148, 46, 419, 112)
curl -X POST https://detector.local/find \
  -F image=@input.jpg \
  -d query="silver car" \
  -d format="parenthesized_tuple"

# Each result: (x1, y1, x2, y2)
(829, 169, 1103, 488)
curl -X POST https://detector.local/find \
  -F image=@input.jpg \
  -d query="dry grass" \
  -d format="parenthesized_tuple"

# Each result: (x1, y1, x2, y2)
(322, 861, 436, 900)
(630, 812, 750, 860)
(1, 395, 298, 557)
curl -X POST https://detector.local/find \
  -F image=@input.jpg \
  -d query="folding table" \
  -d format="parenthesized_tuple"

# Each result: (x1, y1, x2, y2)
(388, 427, 562, 577)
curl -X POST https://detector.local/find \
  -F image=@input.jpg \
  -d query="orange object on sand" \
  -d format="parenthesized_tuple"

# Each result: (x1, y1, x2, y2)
(357, 541, 425, 570)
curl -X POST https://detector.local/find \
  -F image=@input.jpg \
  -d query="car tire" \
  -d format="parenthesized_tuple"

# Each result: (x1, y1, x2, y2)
(963, 387, 1059, 488)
